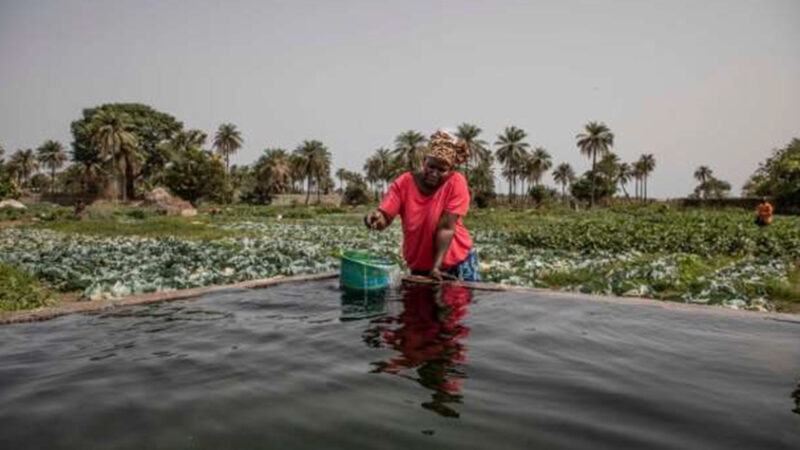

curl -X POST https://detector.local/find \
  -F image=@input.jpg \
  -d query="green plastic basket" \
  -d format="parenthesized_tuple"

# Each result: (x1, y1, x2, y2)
(339, 250, 398, 291)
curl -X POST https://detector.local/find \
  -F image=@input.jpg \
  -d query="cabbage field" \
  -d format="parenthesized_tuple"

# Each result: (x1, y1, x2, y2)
(0, 207, 798, 312)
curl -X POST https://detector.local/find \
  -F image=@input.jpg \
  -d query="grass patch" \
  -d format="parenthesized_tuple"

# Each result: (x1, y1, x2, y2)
(0, 262, 54, 311)
(539, 267, 599, 290)
(767, 267, 800, 312)
(31, 216, 248, 240)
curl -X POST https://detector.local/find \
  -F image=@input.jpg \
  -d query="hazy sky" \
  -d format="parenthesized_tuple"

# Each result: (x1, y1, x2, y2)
(1, 0, 798, 198)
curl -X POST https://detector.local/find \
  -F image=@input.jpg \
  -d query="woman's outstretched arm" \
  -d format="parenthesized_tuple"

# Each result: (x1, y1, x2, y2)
(431, 211, 458, 280)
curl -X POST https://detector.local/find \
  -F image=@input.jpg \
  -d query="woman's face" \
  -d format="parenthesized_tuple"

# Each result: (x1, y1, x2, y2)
(422, 156, 452, 188)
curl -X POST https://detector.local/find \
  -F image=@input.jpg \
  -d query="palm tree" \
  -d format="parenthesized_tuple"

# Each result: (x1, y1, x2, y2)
(257, 149, 292, 196)
(693, 165, 714, 199)
(470, 155, 496, 195)
(77, 159, 105, 196)
(213, 123, 243, 175)
(576, 121, 614, 206)
(90, 110, 138, 201)
(373, 147, 394, 194)
(638, 154, 656, 202)
(170, 129, 208, 154)
(0, 143, 5, 163)
(495, 126, 530, 201)
(527, 147, 552, 187)
(616, 162, 632, 199)
(9, 149, 39, 187)
(631, 161, 644, 201)
(36, 140, 67, 194)
(145, 129, 207, 187)
(392, 130, 427, 172)
(455, 123, 489, 178)
(335, 168, 348, 193)
(552, 163, 575, 198)
(363, 155, 382, 199)
(229, 164, 251, 195)
(694, 166, 713, 185)
(293, 140, 330, 204)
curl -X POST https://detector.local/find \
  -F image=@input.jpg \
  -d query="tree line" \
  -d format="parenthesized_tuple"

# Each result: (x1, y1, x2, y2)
(3, 102, 791, 207)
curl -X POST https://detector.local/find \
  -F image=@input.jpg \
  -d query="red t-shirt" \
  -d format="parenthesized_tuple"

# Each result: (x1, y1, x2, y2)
(379, 172, 473, 271)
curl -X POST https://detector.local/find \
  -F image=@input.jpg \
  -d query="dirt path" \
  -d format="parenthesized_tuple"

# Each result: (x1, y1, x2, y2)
(0, 220, 31, 227)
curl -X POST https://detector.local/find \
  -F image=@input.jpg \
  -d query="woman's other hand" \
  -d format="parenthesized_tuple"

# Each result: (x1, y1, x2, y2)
(364, 209, 388, 230)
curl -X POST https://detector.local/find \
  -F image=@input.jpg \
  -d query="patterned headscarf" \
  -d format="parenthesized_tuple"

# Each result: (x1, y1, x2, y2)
(426, 130, 469, 167)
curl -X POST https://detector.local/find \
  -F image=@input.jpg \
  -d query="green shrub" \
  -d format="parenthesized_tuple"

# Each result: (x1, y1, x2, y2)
(123, 209, 157, 220)
(315, 205, 347, 214)
(284, 209, 314, 219)
(0, 263, 54, 311)
(37, 207, 74, 222)
(528, 185, 557, 206)
(0, 208, 26, 221)
(473, 190, 495, 209)
(343, 182, 370, 205)
(570, 171, 617, 204)
(164, 148, 226, 205)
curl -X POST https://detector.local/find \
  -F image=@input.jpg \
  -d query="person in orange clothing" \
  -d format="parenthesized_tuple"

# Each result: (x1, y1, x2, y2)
(755, 197, 774, 226)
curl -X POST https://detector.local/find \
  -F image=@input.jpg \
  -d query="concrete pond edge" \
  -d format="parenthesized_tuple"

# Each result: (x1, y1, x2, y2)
(2, 272, 798, 325)
(0, 272, 338, 325)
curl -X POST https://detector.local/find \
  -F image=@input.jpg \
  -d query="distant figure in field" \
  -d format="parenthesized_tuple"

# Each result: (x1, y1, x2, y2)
(364, 130, 479, 282)
(755, 198, 773, 227)
(73, 200, 87, 220)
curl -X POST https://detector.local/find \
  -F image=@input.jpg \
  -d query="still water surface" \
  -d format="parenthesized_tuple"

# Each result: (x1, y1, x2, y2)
(0, 280, 798, 449)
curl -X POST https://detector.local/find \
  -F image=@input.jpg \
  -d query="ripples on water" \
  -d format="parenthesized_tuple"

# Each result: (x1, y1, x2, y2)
(0, 280, 798, 449)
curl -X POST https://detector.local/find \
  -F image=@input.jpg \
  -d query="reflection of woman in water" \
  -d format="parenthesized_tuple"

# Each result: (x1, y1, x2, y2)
(364, 284, 472, 418)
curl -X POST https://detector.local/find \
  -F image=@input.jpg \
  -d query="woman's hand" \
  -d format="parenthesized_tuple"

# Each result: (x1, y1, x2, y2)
(430, 267, 457, 282)
(364, 209, 388, 230)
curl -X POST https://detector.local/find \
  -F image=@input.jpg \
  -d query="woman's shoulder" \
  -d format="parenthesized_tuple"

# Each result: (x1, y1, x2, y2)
(450, 171, 467, 183)
(446, 171, 468, 189)
(393, 172, 413, 186)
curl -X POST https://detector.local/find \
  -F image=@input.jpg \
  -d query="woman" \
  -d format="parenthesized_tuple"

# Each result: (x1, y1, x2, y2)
(364, 130, 479, 282)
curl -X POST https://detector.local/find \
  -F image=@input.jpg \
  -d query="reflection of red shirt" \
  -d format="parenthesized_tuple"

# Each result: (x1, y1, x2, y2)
(380, 285, 472, 393)
(379, 172, 473, 271)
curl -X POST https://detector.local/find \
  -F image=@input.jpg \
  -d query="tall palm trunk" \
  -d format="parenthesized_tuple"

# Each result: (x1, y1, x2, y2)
(305, 176, 312, 205)
(507, 165, 512, 201)
(125, 156, 135, 201)
(644, 175, 648, 203)
(50, 166, 56, 194)
(119, 156, 128, 203)
(590, 151, 597, 206)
